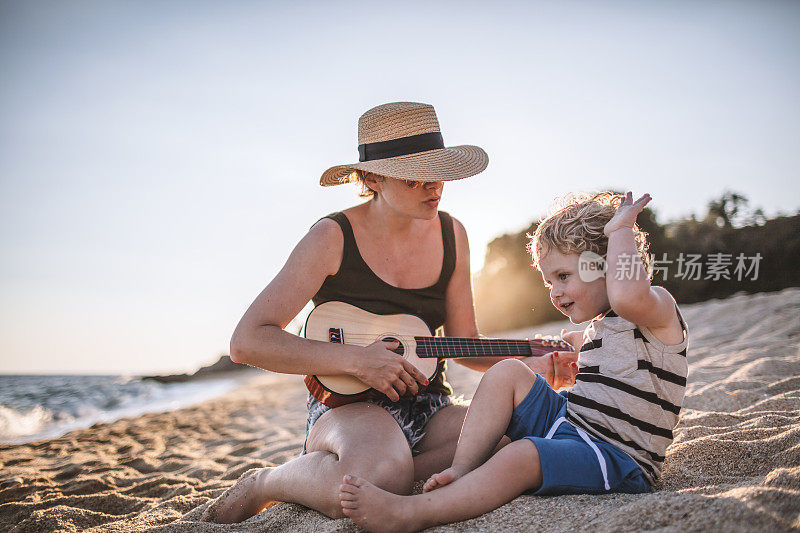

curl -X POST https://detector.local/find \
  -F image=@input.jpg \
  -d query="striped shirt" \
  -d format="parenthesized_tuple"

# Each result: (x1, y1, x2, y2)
(566, 306, 689, 484)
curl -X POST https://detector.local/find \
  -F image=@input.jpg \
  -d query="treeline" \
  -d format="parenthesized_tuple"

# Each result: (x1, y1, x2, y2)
(474, 192, 800, 334)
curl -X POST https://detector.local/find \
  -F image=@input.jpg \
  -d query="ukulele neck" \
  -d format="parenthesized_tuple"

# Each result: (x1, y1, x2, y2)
(414, 337, 533, 358)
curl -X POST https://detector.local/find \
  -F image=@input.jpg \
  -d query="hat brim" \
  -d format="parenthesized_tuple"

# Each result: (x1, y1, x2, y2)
(320, 145, 488, 186)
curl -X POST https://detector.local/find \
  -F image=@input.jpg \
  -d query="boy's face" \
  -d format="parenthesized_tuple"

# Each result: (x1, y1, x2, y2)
(538, 249, 610, 324)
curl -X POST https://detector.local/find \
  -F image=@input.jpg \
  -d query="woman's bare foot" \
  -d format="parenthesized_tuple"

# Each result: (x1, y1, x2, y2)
(339, 475, 422, 533)
(201, 467, 278, 523)
(422, 465, 468, 493)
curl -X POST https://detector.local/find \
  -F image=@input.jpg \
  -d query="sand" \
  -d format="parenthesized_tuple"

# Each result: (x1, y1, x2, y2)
(1, 288, 798, 532)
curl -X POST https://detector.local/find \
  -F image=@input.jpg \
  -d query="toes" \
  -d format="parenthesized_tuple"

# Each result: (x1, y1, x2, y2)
(423, 473, 443, 492)
(339, 483, 359, 495)
(340, 499, 359, 509)
(339, 483, 357, 501)
(343, 474, 365, 487)
(424, 470, 459, 492)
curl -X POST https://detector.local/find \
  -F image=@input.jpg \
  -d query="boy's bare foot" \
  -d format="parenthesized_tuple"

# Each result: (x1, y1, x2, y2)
(422, 465, 468, 492)
(201, 467, 278, 523)
(339, 475, 422, 533)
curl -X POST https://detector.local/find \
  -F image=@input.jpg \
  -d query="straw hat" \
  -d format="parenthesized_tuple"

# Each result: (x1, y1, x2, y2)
(320, 102, 488, 186)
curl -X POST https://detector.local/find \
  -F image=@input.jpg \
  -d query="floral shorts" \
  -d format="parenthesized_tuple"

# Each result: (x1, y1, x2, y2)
(303, 392, 452, 454)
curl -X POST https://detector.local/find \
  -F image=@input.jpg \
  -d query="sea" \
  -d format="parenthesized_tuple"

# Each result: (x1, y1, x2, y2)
(0, 374, 242, 445)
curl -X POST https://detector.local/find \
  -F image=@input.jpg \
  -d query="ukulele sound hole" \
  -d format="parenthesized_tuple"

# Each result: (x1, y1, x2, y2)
(382, 337, 404, 356)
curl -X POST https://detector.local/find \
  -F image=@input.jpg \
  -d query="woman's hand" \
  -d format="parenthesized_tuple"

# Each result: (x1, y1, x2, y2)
(519, 335, 578, 389)
(526, 329, 583, 389)
(353, 340, 430, 402)
(546, 350, 579, 389)
(549, 328, 583, 389)
(604, 192, 651, 236)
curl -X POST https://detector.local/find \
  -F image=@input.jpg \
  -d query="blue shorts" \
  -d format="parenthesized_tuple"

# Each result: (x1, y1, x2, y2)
(506, 375, 650, 495)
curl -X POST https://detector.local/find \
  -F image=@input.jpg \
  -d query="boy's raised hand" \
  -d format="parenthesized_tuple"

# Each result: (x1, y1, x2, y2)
(604, 191, 651, 236)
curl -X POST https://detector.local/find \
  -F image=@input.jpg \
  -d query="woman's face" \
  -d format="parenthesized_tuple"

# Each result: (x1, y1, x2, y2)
(367, 174, 444, 220)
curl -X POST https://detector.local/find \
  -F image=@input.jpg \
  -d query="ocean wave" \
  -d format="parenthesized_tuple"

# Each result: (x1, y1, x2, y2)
(0, 375, 242, 444)
(0, 404, 56, 439)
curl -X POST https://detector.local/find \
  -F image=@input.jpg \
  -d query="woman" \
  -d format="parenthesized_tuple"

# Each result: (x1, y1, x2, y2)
(202, 102, 575, 523)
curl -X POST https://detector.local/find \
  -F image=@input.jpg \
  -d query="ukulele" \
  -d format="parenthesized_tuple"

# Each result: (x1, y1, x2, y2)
(303, 301, 570, 407)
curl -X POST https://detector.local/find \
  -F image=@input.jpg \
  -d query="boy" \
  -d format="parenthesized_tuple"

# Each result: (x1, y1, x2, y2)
(337, 192, 689, 533)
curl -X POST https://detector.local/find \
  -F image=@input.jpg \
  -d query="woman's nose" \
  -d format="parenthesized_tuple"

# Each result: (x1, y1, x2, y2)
(424, 180, 444, 191)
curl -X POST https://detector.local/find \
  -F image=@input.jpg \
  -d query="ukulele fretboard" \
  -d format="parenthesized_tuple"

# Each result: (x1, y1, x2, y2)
(414, 337, 534, 358)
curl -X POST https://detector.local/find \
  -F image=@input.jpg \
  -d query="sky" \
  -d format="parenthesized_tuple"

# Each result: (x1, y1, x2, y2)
(1, 0, 798, 375)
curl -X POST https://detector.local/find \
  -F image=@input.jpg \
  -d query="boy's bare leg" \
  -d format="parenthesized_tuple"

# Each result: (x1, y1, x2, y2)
(339, 438, 543, 533)
(202, 403, 414, 523)
(424, 359, 536, 492)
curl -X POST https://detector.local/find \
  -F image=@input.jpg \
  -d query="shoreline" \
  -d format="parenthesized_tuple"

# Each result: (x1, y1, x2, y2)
(1, 289, 798, 531)
(0, 370, 258, 446)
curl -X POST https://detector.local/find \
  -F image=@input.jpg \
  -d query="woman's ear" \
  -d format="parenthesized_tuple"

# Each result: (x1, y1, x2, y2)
(363, 172, 383, 195)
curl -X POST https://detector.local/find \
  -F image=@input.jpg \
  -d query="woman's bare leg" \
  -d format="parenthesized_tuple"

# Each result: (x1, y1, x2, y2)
(411, 403, 467, 481)
(339, 438, 543, 533)
(203, 402, 414, 522)
(423, 359, 537, 492)
(413, 403, 512, 483)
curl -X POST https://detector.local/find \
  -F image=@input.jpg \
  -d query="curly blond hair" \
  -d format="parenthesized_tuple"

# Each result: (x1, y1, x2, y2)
(527, 192, 652, 277)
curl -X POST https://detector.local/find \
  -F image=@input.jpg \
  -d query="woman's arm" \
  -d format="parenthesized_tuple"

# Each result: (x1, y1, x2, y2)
(230, 218, 346, 372)
(442, 217, 494, 372)
(230, 218, 428, 401)
(442, 218, 538, 372)
(442, 217, 479, 339)
(442, 217, 579, 384)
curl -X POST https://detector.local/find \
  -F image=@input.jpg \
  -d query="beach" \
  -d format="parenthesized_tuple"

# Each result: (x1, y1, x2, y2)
(1, 288, 798, 532)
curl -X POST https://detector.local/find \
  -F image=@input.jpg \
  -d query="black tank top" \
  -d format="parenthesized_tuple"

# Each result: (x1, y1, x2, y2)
(311, 211, 456, 396)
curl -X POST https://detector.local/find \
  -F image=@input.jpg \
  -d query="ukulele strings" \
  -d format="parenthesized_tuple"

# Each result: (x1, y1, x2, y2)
(322, 332, 568, 349)
(315, 333, 568, 356)
(320, 332, 566, 345)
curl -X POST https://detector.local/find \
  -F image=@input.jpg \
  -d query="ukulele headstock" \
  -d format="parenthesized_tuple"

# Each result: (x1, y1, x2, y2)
(527, 336, 572, 354)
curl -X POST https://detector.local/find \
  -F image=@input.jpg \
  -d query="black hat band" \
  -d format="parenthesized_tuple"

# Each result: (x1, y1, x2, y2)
(358, 132, 445, 162)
